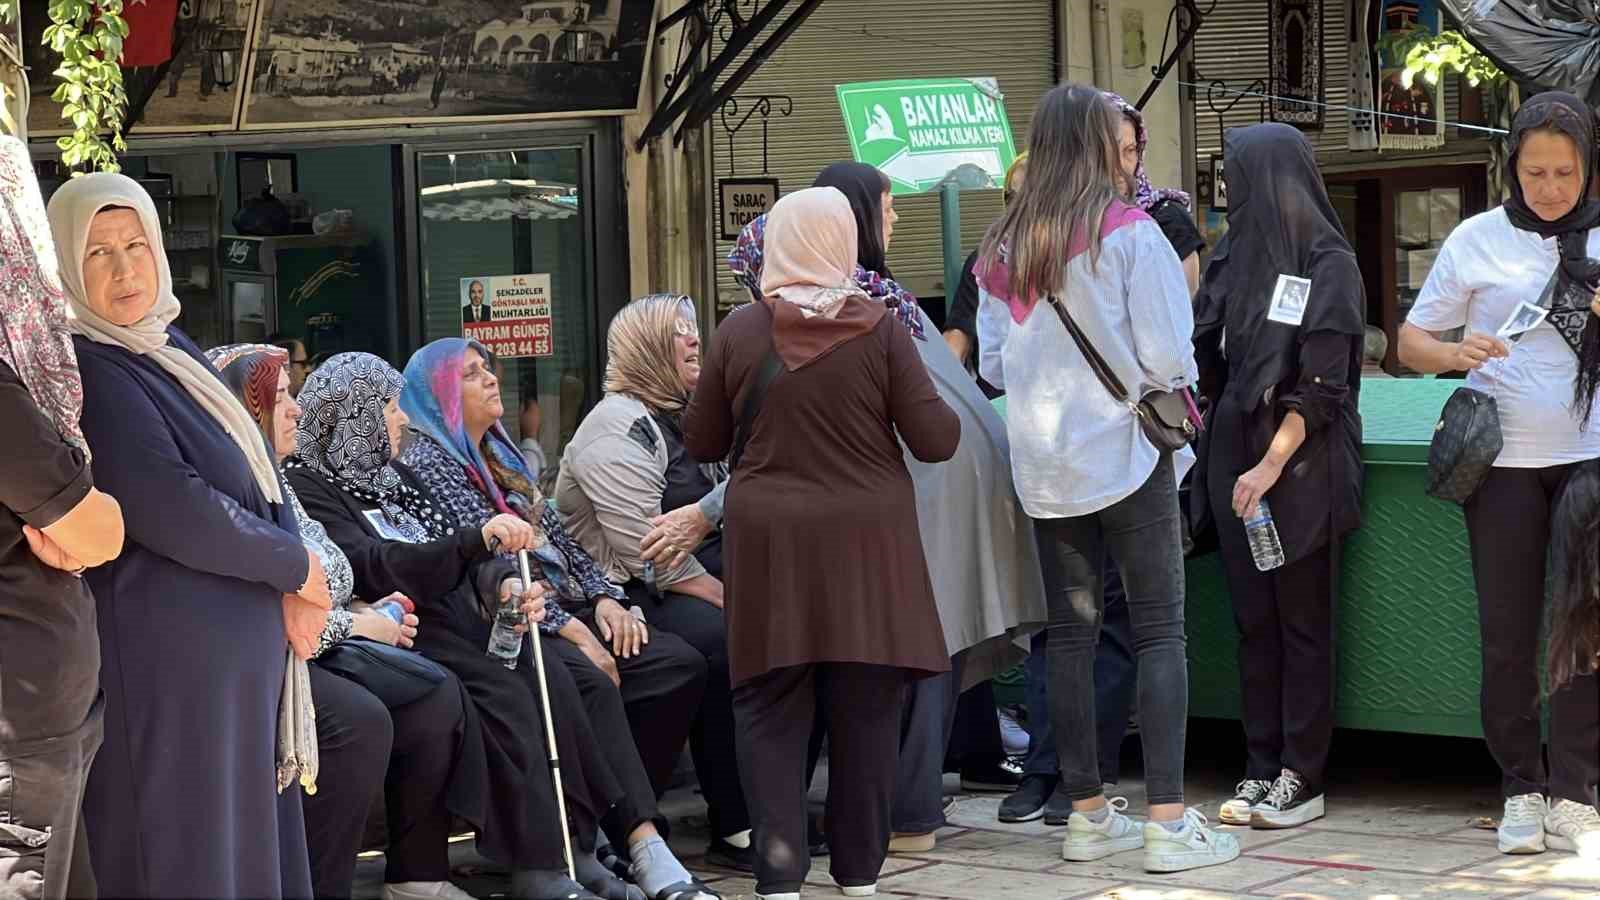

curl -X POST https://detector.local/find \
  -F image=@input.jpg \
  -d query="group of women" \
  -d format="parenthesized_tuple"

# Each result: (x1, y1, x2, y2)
(3, 75, 1599, 900)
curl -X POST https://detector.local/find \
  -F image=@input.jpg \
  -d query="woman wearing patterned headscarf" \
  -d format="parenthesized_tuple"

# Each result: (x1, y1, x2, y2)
(0, 135, 123, 900)
(49, 170, 327, 899)
(1106, 92, 1206, 295)
(396, 338, 719, 900)
(288, 352, 675, 900)
(555, 293, 752, 870)
(209, 344, 485, 900)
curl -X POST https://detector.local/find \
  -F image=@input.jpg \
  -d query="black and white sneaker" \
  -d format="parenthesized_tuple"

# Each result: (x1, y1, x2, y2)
(1219, 779, 1273, 826)
(1250, 768, 1324, 830)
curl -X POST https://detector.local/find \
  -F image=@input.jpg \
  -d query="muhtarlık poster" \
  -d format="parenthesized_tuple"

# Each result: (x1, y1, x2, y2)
(21, 0, 256, 134)
(240, 0, 655, 129)
(461, 274, 554, 359)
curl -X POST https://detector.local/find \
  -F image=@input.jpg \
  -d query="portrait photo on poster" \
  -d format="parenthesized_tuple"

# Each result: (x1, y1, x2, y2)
(1496, 300, 1549, 340)
(460, 274, 555, 359)
(462, 278, 494, 324)
(1267, 274, 1312, 326)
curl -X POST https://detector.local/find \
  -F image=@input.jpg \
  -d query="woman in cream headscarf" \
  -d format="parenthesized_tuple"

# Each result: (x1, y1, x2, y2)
(47, 173, 327, 899)
(683, 187, 960, 900)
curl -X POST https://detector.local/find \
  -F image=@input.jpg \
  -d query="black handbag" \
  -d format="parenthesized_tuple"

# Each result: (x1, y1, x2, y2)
(1046, 295, 1199, 452)
(1425, 386, 1503, 505)
(315, 637, 451, 707)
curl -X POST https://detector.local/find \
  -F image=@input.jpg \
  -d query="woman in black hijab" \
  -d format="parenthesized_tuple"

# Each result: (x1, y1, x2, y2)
(1192, 123, 1365, 832)
(1399, 91, 1600, 858)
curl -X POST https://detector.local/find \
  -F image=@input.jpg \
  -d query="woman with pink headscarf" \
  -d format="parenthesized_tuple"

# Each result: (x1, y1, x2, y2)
(684, 186, 959, 900)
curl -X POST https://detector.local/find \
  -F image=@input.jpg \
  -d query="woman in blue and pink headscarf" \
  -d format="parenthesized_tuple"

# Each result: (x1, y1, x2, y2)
(399, 338, 720, 900)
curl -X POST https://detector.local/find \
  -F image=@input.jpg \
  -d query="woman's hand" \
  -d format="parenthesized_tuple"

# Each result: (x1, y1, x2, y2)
(351, 608, 419, 648)
(561, 619, 620, 688)
(1591, 285, 1600, 318)
(282, 593, 330, 661)
(298, 549, 333, 611)
(641, 505, 714, 569)
(1451, 334, 1510, 371)
(594, 597, 648, 659)
(498, 577, 549, 634)
(23, 525, 87, 575)
(482, 514, 537, 554)
(1232, 457, 1286, 519)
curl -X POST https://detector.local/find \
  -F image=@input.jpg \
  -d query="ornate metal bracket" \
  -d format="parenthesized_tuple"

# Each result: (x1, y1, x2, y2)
(718, 94, 793, 175)
(1134, 0, 1209, 110)
(1205, 77, 1269, 140)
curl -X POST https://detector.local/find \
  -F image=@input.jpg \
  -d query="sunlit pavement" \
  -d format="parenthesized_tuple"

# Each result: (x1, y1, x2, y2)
(353, 721, 1600, 899)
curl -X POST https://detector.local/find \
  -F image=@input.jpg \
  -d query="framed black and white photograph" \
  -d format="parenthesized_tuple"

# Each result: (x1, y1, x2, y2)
(1267, 273, 1312, 326)
(1210, 154, 1228, 211)
(239, 0, 657, 130)
(21, 0, 257, 135)
(1496, 300, 1549, 340)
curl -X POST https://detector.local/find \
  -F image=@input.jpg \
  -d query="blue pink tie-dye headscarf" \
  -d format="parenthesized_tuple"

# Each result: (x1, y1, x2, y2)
(398, 337, 534, 517)
(727, 212, 927, 340)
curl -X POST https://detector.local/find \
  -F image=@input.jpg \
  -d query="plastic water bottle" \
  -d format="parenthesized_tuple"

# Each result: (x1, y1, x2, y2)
(486, 580, 526, 670)
(1245, 500, 1286, 572)
(372, 595, 413, 624)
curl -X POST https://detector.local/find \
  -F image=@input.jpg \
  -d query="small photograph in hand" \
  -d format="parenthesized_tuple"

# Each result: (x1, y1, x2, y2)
(1496, 301, 1549, 340)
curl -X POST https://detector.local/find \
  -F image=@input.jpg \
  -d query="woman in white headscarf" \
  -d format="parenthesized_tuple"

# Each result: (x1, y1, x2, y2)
(47, 173, 328, 899)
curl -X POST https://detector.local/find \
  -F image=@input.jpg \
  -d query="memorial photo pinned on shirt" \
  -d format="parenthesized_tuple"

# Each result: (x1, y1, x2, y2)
(1496, 300, 1549, 341)
(1266, 274, 1312, 326)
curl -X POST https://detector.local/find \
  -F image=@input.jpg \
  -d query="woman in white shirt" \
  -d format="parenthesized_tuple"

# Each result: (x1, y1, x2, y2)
(974, 82, 1237, 875)
(1399, 90, 1600, 859)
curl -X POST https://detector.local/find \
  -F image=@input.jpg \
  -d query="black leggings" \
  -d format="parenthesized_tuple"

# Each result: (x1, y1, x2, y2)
(1464, 464, 1600, 806)
(304, 662, 467, 896)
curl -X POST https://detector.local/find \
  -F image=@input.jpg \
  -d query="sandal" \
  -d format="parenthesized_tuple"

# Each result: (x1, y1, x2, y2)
(649, 881, 721, 900)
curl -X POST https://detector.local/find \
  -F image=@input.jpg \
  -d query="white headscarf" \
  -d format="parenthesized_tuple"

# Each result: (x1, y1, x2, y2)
(47, 173, 282, 503)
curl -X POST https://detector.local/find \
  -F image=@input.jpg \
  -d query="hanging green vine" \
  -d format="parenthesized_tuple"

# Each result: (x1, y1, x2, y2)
(43, 0, 131, 172)
(1375, 29, 1506, 91)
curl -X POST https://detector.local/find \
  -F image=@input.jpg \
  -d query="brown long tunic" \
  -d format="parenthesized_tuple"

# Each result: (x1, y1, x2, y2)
(684, 297, 960, 686)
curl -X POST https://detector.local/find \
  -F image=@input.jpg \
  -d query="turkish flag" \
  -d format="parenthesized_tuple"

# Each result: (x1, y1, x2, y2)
(120, 0, 180, 68)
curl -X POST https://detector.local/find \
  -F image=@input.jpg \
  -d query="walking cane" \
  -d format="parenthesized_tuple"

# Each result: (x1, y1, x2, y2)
(518, 548, 578, 882)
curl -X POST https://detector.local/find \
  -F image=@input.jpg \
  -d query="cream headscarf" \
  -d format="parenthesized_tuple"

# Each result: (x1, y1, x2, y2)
(604, 293, 696, 413)
(47, 172, 282, 504)
(760, 187, 868, 320)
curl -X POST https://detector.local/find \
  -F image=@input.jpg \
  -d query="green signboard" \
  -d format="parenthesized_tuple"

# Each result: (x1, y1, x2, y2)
(836, 77, 1019, 196)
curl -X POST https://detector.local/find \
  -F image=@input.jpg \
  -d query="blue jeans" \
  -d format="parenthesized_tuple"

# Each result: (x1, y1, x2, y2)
(1021, 564, 1137, 785)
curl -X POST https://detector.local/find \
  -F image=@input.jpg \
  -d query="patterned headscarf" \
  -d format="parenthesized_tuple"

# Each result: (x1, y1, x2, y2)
(1105, 92, 1192, 212)
(293, 352, 434, 544)
(727, 211, 926, 340)
(0, 136, 88, 457)
(399, 338, 535, 519)
(205, 343, 288, 443)
(605, 293, 696, 413)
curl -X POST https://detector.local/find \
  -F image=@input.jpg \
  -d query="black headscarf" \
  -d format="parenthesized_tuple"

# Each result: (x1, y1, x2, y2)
(1193, 123, 1365, 412)
(1502, 91, 1600, 425)
(813, 162, 893, 277)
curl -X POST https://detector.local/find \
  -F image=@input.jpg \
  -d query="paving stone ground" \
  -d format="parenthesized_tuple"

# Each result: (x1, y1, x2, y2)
(353, 722, 1600, 899)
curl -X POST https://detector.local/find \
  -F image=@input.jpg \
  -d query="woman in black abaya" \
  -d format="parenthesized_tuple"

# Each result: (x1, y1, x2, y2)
(1191, 123, 1365, 832)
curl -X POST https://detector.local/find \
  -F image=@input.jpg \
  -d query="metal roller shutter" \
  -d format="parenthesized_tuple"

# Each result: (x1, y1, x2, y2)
(708, 0, 1056, 309)
(1191, 0, 1461, 169)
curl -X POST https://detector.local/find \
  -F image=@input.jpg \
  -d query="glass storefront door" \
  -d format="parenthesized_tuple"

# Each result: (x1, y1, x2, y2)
(413, 139, 606, 482)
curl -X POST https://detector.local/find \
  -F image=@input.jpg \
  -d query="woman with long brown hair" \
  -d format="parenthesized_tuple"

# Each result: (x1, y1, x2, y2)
(974, 82, 1237, 874)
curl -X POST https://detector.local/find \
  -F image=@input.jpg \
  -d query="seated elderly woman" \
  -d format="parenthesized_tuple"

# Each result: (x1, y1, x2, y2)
(47, 172, 328, 898)
(555, 293, 751, 869)
(395, 338, 719, 900)
(289, 350, 718, 900)
(208, 343, 490, 900)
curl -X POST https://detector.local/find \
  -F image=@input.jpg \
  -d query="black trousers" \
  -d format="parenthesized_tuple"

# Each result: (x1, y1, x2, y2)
(550, 622, 706, 841)
(305, 663, 466, 896)
(1465, 464, 1600, 806)
(0, 698, 102, 900)
(734, 663, 906, 896)
(1218, 541, 1338, 793)
(635, 588, 750, 839)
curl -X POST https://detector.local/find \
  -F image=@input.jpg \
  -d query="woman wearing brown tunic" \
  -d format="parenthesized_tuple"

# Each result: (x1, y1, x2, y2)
(684, 186, 959, 900)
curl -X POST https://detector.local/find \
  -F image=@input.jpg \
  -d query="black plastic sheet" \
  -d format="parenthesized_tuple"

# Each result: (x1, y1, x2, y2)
(1443, 0, 1600, 106)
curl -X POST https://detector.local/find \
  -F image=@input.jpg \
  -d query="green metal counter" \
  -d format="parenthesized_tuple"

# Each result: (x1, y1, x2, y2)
(995, 377, 1484, 737)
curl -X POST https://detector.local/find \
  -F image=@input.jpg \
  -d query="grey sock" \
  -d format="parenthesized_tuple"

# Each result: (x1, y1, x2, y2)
(628, 835, 694, 897)
(575, 851, 644, 900)
(1084, 805, 1111, 824)
(1158, 818, 1188, 834)
(511, 868, 591, 900)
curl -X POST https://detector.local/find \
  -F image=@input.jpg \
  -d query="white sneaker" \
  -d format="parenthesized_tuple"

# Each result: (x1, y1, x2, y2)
(839, 884, 877, 897)
(1219, 779, 1273, 826)
(1545, 798, 1600, 859)
(1062, 796, 1145, 862)
(1143, 808, 1242, 873)
(1250, 768, 1325, 830)
(1499, 793, 1549, 855)
(382, 882, 477, 900)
